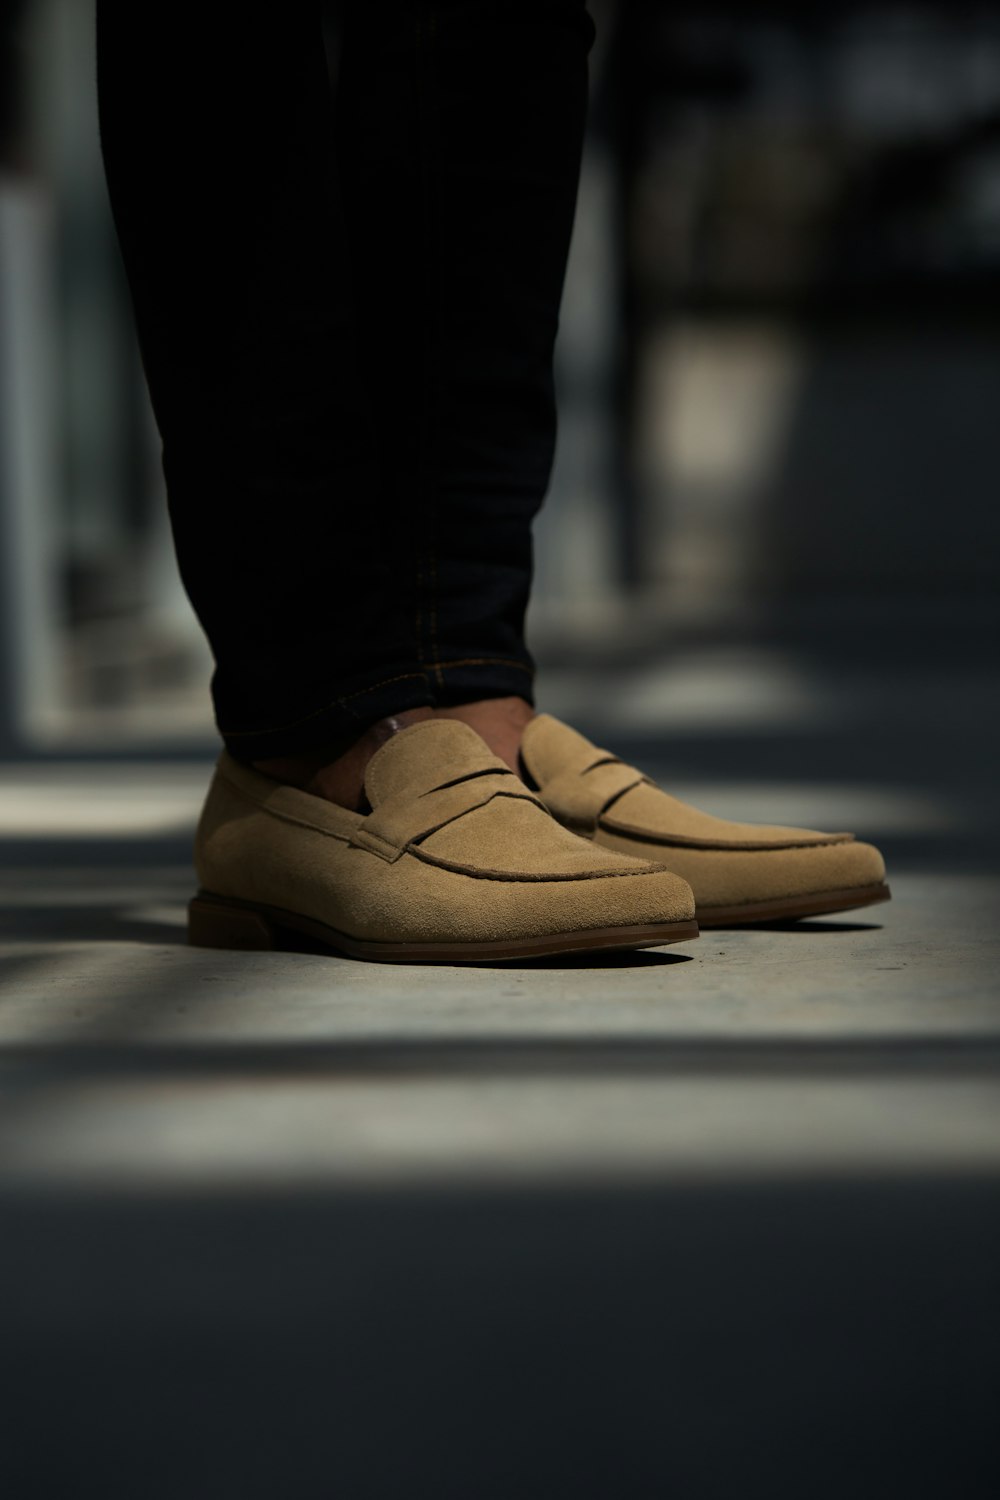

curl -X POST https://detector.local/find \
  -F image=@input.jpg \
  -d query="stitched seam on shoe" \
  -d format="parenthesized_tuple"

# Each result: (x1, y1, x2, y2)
(356, 787, 543, 858)
(221, 673, 431, 739)
(422, 766, 521, 793)
(538, 763, 641, 827)
(216, 761, 357, 842)
(406, 845, 663, 882)
(415, 769, 545, 812)
(364, 724, 518, 803)
(591, 770, 647, 819)
(599, 821, 853, 851)
(407, 789, 545, 847)
(699, 881, 885, 911)
(350, 828, 401, 861)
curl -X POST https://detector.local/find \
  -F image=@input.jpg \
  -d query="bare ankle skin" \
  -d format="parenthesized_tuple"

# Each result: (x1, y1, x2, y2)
(253, 707, 435, 811)
(430, 695, 535, 776)
(252, 696, 535, 811)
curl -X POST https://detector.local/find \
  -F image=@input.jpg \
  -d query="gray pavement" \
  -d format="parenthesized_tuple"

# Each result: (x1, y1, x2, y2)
(1, 645, 998, 1498)
(0, 874, 997, 1188)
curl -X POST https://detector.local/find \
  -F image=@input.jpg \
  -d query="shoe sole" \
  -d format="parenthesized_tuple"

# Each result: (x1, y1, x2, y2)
(696, 881, 891, 927)
(187, 890, 700, 964)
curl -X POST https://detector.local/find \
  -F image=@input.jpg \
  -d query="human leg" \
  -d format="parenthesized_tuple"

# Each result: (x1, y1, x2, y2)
(98, 0, 591, 780)
(333, 0, 594, 707)
(97, 1, 699, 959)
(248, 0, 595, 798)
(96, 1, 435, 761)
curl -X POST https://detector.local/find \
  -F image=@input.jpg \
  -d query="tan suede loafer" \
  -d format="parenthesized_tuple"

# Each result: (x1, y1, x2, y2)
(188, 719, 698, 963)
(520, 715, 890, 927)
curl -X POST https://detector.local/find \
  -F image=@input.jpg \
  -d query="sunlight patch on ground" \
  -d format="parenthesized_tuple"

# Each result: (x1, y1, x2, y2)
(0, 764, 211, 836)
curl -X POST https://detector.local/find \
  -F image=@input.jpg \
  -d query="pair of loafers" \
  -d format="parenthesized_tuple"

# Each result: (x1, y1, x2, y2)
(189, 714, 889, 963)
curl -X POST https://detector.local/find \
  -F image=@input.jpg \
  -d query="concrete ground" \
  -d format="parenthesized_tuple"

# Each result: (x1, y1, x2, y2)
(1, 643, 998, 1498)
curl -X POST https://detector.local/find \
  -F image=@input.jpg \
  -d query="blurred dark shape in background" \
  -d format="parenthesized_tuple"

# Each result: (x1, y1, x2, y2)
(1, 0, 999, 745)
(539, 0, 1000, 644)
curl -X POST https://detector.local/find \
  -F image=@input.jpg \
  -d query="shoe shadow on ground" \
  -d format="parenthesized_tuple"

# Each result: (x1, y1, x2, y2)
(746, 918, 884, 933)
(0, 905, 700, 966)
(238, 925, 696, 969)
(506, 948, 692, 969)
(0, 892, 885, 964)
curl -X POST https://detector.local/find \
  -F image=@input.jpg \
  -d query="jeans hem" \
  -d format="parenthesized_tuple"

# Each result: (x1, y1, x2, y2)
(219, 655, 535, 760)
(220, 671, 435, 761)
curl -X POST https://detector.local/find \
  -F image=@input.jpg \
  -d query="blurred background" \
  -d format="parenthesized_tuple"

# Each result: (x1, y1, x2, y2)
(1, 8, 999, 1495)
(2, 0, 999, 756)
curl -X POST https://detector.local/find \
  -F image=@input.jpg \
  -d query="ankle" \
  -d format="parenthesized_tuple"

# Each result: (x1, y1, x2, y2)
(252, 707, 435, 811)
(430, 696, 535, 773)
(251, 695, 535, 810)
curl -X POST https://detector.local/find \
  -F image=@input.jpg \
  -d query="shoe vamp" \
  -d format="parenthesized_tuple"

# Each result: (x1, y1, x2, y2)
(601, 781, 848, 849)
(593, 829, 886, 906)
(418, 794, 656, 878)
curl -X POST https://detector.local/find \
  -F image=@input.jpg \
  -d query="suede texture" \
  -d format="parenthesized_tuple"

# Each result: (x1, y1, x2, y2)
(194, 720, 695, 945)
(521, 715, 886, 911)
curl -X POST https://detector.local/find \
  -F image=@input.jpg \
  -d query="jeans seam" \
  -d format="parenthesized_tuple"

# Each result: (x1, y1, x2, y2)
(435, 657, 534, 674)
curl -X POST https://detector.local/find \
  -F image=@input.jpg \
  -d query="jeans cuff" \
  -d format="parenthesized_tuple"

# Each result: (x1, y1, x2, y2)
(219, 670, 436, 761)
(430, 654, 536, 706)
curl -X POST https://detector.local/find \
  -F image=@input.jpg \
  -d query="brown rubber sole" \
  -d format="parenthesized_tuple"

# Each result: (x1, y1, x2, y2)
(696, 881, 891, 928)
(187, 890, 700, 965)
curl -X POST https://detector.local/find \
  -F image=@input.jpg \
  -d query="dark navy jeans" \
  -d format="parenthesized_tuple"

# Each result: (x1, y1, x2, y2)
(97, 0, 594, 758)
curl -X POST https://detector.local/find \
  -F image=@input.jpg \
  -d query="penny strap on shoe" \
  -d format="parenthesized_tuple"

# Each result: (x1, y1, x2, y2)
(364, 720, 516, 806)
(522, 713, 856, 850)
(351, 770, 546, 863)
(540, 759, 647, 834)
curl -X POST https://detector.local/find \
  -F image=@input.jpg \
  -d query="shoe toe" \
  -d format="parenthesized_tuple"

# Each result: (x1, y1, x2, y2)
(669, 836, 887, 915)
(521, 715, 890, 925)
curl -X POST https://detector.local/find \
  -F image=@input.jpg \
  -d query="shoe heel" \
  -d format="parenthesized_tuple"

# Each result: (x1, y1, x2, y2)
(188, 893, 278, 951)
